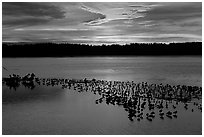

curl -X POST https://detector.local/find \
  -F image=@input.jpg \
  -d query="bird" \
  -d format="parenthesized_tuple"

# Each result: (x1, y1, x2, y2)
(173, 111, 177, 114)
(151, 111, 155, 115)
(166, 115, 172, 119)
(166, 111, 172, 115)
(160, 116, 164, 119)
(191, 109, 194, 112)
(159, 112, 164, 116)
(159, 109, 163, 113)
(173, 115, 177, 118)
(146, 117, 152, 121)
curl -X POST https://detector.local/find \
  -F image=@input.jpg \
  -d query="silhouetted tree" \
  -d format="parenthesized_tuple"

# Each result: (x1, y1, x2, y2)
(2, 42, 202, 57)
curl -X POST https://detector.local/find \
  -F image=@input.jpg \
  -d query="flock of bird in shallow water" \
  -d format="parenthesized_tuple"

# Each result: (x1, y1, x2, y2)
(3, 73, 202, 122)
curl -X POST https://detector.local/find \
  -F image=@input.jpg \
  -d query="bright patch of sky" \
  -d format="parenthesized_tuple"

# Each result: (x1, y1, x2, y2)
(2, 2, 202, 44)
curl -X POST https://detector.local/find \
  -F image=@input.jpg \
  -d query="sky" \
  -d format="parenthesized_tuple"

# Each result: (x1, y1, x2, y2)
(2, 2, 202, 44)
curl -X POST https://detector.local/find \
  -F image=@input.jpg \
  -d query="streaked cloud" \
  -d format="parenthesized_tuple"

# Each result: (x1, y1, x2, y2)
(2, 2, 202, 44)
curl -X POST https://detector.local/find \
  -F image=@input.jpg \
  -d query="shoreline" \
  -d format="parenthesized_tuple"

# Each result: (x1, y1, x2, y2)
(2, 55, 202, 58)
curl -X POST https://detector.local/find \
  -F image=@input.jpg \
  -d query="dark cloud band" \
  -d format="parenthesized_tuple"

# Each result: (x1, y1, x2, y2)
(3, 2, 66, 19)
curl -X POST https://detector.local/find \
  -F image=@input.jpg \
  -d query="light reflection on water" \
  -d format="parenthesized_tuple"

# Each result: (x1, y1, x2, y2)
(2, 57, 202, 135)
(2, 57, 202, 86)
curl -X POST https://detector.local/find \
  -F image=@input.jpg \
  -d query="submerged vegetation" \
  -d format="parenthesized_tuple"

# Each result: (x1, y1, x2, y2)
(3, 42, 202, 57)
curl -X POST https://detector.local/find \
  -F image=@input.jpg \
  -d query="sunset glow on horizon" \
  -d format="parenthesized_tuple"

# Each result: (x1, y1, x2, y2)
(2, 2, 202, 44)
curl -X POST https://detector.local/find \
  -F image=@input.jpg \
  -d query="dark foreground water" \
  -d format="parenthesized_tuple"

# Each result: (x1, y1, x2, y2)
(2, 57, 202, 135)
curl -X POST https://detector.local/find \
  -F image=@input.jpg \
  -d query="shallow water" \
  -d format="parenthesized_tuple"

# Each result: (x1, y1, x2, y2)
(2, 57, 202, 135)
(3, 56, 202, 86)
(2, 83, 202, 135)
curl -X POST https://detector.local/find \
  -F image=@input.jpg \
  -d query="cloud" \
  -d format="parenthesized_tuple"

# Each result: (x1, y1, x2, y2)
(80, 4, 104, 15)
(3, 16, 51, 27)
(80, 4, 107, 25)
(139, 2, 201, 21)
(3, 2, 65, 19)
(2, 2, 202, 44)
(82, 3, 145, 26)
(3, 2, 66, 27)
(14, 28, 90, 31)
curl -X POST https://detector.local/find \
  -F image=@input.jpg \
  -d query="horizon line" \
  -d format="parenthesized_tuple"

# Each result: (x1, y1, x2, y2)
(2, 41, 202, 45)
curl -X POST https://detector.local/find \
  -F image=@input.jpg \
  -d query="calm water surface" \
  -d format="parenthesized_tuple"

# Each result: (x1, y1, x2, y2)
(2, 57, 202, 135)
(3, 56, 202, 86)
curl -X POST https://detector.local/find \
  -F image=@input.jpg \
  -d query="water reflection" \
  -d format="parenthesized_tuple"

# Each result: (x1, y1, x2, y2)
(3, 73, 37, 90)
(2, 74, 202, 122)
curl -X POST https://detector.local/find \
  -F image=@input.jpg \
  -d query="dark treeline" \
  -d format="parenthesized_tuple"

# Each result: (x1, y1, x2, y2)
(2, 42, 202, 57)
